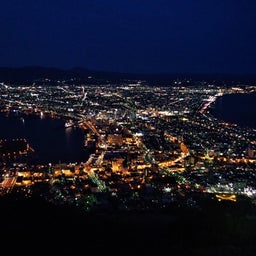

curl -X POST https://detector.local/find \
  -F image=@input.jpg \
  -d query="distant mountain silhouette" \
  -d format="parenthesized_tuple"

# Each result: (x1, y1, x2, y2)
(0, 66, 255, 86)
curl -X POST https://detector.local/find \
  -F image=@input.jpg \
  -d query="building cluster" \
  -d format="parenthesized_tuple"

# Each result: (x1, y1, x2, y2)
(0, 80, 256, 213)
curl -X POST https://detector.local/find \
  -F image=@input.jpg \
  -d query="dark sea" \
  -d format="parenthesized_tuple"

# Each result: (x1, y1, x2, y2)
(211, 92, 256, 129)
(0, 113, 88, 164)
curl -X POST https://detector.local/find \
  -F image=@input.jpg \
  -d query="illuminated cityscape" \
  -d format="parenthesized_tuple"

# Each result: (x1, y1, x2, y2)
(1, 79, 256, 214)
(0, 75, 256, 255)
(1, 0, 256, 253)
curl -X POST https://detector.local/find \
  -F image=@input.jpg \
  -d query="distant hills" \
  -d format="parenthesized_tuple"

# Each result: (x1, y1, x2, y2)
(0, 66, 255, 86)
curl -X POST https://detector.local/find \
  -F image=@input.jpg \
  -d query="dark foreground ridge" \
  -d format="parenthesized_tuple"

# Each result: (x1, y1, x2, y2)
(1, 194, 256, 255)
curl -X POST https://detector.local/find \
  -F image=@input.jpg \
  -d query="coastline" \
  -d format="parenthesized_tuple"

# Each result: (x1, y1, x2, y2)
(204, 91, 256, 130)
(0, 112, 87, 164)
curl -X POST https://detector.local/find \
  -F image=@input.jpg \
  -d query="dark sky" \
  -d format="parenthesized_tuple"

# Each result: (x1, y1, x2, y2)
(1, 0, 256, 74)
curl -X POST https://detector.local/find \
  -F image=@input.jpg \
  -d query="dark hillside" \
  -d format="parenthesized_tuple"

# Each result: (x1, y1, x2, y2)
(1, 194, 256, 255)
(0, 66, 256, 86)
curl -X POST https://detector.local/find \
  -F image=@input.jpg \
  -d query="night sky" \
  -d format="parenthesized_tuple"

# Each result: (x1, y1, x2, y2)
(1, 0, 256, 74)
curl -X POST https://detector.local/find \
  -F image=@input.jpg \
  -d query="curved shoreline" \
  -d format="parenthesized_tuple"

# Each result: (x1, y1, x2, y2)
(0, 112, 87, 164)
(205, 91, 256, 130)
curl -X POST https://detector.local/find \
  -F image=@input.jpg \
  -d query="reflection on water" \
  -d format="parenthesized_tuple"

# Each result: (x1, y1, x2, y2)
(0, 113, 88, 164)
